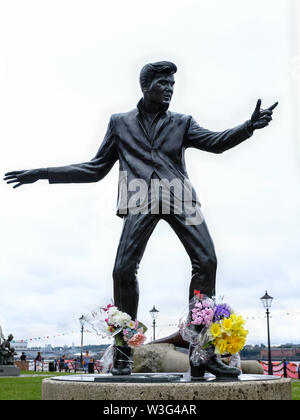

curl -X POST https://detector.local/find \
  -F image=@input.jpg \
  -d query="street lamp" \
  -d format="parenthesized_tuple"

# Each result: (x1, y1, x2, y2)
(79, 315, 85, 368)
(260, 291, 274, 375)
(149, 306, 159, 341)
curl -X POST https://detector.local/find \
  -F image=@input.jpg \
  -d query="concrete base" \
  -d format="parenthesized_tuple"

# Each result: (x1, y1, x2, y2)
(0, 365, 20, 377)
(42, 374, 292, 400)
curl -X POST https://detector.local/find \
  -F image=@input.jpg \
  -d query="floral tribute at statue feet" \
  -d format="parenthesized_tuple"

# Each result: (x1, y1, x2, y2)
(180, 290, 248, 378)
(103, 304, 147, 375)
(83, 303, 147, 375)
(103, 304, 147, 348)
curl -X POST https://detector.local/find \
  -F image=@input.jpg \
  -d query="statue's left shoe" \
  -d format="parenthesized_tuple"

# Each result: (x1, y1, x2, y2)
(190, 344, 241, 380)
(202, 355, 241, 379)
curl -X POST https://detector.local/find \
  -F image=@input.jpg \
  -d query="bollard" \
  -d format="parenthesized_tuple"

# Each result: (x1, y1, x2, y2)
(283, 359, 287, 378)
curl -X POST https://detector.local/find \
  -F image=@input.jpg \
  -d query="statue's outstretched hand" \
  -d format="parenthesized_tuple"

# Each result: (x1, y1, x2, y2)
(3, 169, 43, 188)
(251, 99, 278, 130)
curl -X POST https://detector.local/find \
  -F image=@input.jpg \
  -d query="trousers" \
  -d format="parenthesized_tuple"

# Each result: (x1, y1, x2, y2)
(113, 211, 217, 319)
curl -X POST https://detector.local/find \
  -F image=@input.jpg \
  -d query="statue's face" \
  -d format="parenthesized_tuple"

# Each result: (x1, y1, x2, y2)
(145, 73, 175, 107)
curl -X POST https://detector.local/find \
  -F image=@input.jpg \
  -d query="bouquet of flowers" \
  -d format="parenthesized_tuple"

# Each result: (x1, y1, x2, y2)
(180, 290, 248, 365)
(103, 304, 147, 348)
(208, 308, 248, 355)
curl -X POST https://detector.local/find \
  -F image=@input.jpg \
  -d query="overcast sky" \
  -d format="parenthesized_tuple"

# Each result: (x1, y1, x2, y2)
(1, 0, 300, 349)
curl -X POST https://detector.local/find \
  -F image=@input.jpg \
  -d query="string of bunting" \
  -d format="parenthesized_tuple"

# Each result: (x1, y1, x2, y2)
(14, 329, 90, 343)
(13, 311, 300, 342)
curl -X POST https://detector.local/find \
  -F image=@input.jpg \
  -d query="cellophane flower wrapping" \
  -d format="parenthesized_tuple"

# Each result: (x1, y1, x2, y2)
(83, 303, 147, 346)
(83, 303, 147, 371)
(180, 291, 249, 366)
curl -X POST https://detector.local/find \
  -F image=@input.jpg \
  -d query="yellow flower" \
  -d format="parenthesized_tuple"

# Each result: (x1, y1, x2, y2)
(215, 338, 228, 354)
(239, 328, 249, 338)
(226, 335, 246, 354)
(233, 315, 244, 328)
(210, 323, 221, 338)
(221, 318, 233, 333)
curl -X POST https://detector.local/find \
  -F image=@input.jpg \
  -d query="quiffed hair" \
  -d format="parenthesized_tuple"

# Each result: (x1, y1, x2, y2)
(139, 61, 177, 91)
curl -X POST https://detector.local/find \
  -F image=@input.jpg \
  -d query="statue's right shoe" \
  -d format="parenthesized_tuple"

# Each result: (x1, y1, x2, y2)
(111, 345, 133, 376)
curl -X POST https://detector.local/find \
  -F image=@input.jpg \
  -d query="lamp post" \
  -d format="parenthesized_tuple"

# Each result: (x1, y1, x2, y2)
(260, 291, 274, 375)
(79, 315, 85, 368)
(149, 306, 159, 341)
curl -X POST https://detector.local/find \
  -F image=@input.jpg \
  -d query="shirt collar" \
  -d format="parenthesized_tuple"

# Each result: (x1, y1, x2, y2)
(137, 98, 168, 117)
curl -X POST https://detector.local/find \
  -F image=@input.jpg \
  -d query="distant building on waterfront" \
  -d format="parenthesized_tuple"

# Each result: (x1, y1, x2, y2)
(260, 347, 300, 360)
(13, 340, 28, 352)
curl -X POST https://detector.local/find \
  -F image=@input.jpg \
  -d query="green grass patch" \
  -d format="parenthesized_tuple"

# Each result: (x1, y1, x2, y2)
(20, 370, 73, 375)
(292, 380, 300, 401)
(0, 376, 45, 400)
(0, 372, 75, 400)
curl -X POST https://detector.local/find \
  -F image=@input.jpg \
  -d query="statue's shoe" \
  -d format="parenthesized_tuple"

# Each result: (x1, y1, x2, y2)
(111, 345, 133, 376)
(190, 355, 241, 380)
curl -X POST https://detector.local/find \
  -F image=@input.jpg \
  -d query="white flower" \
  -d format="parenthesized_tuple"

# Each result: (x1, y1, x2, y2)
(119, 312, 132, 327)
(127, 320, 136, 329)
(107, 307, 131, 327)
(107, 307, 122, 325)
(107, 307, 119, 317)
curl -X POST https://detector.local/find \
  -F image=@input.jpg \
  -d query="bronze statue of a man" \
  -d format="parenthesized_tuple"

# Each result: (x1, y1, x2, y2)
(4, 61, 277, 378)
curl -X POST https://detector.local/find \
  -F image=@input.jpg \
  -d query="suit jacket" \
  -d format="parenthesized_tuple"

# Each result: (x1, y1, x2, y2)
(48, 100, 253, 217)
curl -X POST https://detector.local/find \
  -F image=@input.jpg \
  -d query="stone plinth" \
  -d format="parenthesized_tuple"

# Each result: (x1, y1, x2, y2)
(0, 365, 20, 376)
(42, 374, 292, 400)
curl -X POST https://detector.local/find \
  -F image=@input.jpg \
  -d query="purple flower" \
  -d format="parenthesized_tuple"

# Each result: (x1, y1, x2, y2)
(213, 304, 231, 322)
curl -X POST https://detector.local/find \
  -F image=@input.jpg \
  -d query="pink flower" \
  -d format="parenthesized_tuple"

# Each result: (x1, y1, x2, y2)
(127, 332, 146, 348)
(103, 304, 115, 312)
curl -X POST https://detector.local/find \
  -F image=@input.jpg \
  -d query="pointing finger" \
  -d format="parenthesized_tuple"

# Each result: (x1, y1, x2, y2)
(268, 102, 278, 111)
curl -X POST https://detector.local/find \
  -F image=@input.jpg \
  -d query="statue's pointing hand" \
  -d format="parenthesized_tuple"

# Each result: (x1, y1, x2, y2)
(250, 99, 278, 130)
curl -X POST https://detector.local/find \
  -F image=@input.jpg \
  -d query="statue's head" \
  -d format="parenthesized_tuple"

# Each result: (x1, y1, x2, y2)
(8, 334, 13, 341)
(140, 61, 177, 108)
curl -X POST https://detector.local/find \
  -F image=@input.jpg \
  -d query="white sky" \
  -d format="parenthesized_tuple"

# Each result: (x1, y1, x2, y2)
(1, 0, 300, 348)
